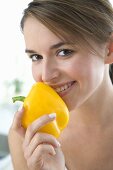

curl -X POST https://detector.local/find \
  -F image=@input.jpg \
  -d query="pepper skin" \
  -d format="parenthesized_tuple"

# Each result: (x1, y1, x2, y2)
(13, 82, 69, 138)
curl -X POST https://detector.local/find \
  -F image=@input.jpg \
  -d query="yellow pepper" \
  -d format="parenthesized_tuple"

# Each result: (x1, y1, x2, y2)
(12, 82, 69, 138)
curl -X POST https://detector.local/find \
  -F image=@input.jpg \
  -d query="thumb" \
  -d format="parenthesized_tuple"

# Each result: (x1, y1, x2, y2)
(12, 104, 26, 138)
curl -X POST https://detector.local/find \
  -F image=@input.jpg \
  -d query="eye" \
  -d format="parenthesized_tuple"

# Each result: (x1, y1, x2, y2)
(29, 54, 43, 62)
(57, 49, 74, 57)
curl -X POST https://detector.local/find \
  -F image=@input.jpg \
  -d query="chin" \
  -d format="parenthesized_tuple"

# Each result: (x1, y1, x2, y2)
(65, 100, 77, 112)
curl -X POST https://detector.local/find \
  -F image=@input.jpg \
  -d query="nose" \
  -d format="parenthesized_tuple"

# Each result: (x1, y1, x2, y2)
(41, 59, 59, 83)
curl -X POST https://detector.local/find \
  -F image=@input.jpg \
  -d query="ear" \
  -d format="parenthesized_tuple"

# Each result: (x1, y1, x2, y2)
(105, 35, 113, 64)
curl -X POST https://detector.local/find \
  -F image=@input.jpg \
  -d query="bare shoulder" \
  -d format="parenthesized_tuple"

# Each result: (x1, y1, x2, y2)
(8, 128, 28, 170)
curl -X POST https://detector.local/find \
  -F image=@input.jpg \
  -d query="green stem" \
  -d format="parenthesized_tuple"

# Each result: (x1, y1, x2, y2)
(12, 96, 26, 103)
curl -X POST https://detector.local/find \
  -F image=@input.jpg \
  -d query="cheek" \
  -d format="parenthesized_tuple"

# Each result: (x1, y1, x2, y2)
(32, 64, 41, 82)
(78, 59, 104, 93)
(66, 57, 104, 87)
(64, 59, 89, 81)
(66, 59, 104, 109)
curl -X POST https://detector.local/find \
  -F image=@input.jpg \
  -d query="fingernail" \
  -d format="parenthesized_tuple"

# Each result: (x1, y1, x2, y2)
(18, 104, 23, 111)
(57, 141, 61, 147)
(48, 113, 56, 119)
(53, 149, 56, 155)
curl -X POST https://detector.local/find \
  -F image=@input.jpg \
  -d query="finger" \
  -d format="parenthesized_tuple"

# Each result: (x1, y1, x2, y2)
(26, 143, 56, 169)
(24, 113, 56, 146)
(11, 105, 25, 137)
(36, 143, 56, 156)
(23, 132, 61, 159)
(12, 105, 24, 129)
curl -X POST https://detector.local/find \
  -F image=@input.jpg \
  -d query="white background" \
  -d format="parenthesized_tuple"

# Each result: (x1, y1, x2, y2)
(0, 0, 33, 104)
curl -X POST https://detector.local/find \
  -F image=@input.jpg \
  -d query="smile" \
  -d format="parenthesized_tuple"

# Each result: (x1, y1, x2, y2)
(55, 81, 75, 93)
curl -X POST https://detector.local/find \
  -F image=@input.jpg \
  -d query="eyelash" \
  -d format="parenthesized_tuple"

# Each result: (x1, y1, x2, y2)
(56, 49, 74, 57)
(29, 49, 74, 62)
(29, 54, 43, 62)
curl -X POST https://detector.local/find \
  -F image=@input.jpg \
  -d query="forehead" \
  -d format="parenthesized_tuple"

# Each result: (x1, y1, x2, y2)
(23, 17, 63, 50)
(23, 16, 105, 55)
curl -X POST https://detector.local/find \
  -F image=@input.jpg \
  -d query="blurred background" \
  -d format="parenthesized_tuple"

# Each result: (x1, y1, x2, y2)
(0, 0, 113, 170)
(0, 1, 33, 170)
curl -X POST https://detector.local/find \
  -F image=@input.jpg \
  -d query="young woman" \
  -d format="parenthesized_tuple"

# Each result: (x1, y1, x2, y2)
(8, 0, 113, 170)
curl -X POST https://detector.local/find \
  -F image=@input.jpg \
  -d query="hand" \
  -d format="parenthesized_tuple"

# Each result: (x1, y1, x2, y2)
(11, 106, 65, 170)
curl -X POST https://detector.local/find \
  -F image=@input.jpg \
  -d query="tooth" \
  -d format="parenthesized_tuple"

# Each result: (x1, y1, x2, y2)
(56, 88, 61, 92)
(61, 87, 64, 91)
(64, 84, 68, 90)
(55, 82, 72, 93)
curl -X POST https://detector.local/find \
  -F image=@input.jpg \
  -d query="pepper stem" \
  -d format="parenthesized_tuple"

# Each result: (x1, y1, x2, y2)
(12, 96, 26, 103)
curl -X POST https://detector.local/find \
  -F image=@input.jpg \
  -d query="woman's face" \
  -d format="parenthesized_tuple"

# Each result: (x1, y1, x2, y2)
(23, 17, 107, 111)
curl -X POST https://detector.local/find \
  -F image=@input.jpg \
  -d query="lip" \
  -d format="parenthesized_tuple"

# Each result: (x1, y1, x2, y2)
(52, 81, 76, 97)
(50, 81, 75, 89)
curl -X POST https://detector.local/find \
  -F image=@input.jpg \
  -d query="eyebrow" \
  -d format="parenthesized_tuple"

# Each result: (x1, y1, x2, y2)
(25, 42, 69, 54)
(50, 42, 66, 49)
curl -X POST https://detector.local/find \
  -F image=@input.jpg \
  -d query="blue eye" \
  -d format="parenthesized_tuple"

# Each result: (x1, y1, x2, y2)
(57, 49, 74, 57)
(29, 54, 43, 62)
